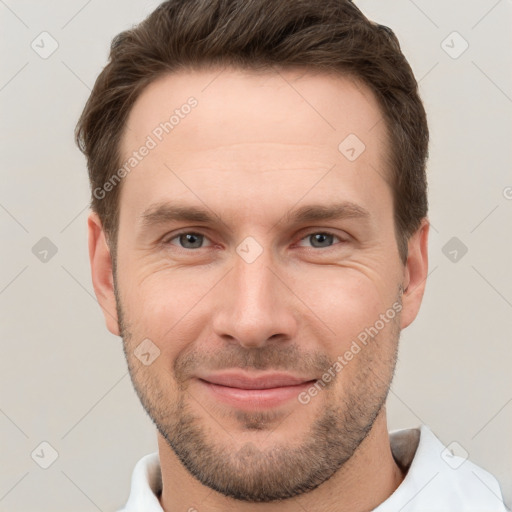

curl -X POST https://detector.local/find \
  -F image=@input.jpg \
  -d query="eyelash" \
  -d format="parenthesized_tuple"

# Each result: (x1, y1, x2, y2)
(162, 230, 347, 251)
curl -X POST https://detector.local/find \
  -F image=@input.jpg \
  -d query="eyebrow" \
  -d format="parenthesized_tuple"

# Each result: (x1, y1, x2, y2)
(139, 201, 371, 230)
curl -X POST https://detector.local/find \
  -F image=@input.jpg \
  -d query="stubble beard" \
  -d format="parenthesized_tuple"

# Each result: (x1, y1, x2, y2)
(114, 281, 401, 502)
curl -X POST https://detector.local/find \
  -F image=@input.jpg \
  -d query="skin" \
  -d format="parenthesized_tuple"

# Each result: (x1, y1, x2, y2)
(88, 67, 429, 511)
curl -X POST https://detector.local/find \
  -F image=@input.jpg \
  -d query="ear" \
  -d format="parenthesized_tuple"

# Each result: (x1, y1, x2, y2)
(400, 218, 429, 329)
(88, 211, 120, 336)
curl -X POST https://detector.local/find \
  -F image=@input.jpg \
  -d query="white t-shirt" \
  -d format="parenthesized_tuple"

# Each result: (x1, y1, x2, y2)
(118, 425, 508, 511)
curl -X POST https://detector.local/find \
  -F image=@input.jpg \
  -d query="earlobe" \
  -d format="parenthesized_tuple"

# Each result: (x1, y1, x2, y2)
(87, 211, 120, 336)
(400, 218, 429, 330)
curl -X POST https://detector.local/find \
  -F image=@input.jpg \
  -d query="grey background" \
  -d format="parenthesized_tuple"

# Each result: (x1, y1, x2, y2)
(1, 0, 511, 510)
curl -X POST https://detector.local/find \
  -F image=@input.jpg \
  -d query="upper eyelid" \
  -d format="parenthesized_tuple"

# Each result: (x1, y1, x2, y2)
(294, 231, 348, 249)
(164, 230, 214, 246)
(164, 229, 346, 247)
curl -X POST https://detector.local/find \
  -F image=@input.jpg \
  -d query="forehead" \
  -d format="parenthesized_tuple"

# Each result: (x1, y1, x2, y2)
(118, 67, 391, 222)
(121, 66, 386, 155)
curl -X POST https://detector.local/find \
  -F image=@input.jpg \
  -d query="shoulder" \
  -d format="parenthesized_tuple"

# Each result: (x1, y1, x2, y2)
(376, 424, 508, 511)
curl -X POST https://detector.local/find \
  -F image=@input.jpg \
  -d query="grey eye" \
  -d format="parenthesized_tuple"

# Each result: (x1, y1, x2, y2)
(172, 233, 205, 249)
(309, 233, 335, 248)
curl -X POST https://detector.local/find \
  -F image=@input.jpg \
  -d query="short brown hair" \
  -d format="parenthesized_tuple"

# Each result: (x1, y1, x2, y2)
(75, 0, 428, 264)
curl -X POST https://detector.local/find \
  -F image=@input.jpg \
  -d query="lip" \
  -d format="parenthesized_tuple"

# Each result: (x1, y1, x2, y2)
(196, 372, 316, 410)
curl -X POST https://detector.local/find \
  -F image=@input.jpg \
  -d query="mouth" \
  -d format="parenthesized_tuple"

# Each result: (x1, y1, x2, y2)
(196, 372, 317, 410)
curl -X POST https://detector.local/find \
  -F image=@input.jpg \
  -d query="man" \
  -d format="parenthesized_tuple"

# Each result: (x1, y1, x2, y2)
(76, 0, 508, 510)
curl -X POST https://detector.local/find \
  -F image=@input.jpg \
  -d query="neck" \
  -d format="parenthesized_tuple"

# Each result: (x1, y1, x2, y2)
(158, 408, 404, 512)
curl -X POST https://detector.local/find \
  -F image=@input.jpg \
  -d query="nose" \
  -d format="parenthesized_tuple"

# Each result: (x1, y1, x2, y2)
(212, 249, 298, 349)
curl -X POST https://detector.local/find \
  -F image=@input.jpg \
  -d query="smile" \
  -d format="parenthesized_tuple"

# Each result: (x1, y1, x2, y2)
(196, 372, 317, 410)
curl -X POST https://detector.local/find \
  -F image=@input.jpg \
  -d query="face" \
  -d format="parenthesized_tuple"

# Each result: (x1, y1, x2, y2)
(89, 67, 428, 502)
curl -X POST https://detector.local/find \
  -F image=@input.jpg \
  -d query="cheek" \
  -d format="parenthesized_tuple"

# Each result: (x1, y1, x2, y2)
(289, 265, 391, 347)
(122, 258, 201, 319)
(119, 250, 400, 362)
(121, 267, 218, 355)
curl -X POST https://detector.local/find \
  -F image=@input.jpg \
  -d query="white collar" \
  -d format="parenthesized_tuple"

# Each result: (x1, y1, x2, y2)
(118, 425, 507, 511)
(373, 425, 507, 511)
